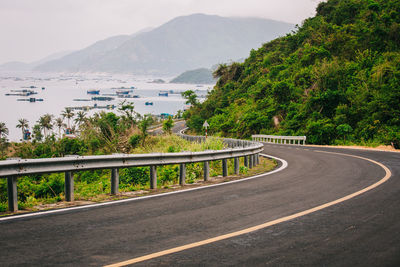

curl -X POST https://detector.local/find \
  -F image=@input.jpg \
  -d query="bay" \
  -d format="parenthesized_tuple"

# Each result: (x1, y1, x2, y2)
(0, 71, 211, 141)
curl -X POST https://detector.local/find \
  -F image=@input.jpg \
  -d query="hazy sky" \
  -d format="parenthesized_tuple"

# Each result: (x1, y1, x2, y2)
(0, 0, 323, 64)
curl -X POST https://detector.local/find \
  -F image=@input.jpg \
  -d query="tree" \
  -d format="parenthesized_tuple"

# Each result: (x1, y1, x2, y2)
(74, 111, 87, 128)
(38, 114, 53, 138)
(16, 118, 29, 141)
(118, 100, 137, 129)
(336, 124, 353, 142)
(181, 90, 199, 106)
(61, 108, 75, 129)
(138, 114, 154, 145)
(0, 122, 9, 157)
(96, 112, 120, 142)
(32, 124, 43, 142)
(162, 116, 174, 134)
(0, 122, 9, 139)
(55, 117, 66, 138)
(213, 63, 228, 79)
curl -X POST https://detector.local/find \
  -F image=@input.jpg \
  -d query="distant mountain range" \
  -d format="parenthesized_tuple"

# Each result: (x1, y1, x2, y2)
(1, 14, 294, 75)
(0, 50, 74, 71)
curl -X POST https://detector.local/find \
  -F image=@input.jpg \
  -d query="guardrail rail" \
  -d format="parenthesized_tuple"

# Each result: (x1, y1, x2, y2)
(1, 132, 263, 212)
(252, 134, 306, 145)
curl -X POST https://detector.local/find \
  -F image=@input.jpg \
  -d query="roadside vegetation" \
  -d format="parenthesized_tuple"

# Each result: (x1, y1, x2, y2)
(0, 102, 275, 212)
(184, 0, 400, 148)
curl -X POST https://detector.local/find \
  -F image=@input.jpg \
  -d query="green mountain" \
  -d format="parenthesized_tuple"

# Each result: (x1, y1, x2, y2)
(185, 0, 400, 147)
(170, 68, 215, 84)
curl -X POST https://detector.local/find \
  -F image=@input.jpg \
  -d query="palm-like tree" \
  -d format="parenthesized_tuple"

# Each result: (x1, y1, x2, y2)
(61, 108, 75, 129)
(38, 114, 53, 138)
(0, 122, 9, 138)
(55, 117, 66, 138)
(74, 111, 87, 128)
(16, 118, 29, 140)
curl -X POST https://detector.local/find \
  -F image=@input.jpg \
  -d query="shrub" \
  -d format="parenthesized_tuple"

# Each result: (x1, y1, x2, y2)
(0, 202, 7, 212)
(77, 170, 104, 184)
(35, 174, 64, 199)
(59, 138, 87, 156)
(158, 165, 178, 185)
(129, 134, 141, 149)
(120, 167, 149, 186)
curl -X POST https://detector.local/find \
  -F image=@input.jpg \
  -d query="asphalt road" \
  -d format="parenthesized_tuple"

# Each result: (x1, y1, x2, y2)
(1, 143, 399, 266)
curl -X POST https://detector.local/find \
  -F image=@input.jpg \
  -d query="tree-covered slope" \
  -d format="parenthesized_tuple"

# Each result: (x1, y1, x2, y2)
(170, 68, 215, 84)
(185, 0, 400, 147)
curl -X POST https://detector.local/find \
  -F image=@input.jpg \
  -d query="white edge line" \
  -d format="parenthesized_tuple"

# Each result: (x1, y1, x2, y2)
(261, 142, 400, 154)
(0, 154, 288, 222)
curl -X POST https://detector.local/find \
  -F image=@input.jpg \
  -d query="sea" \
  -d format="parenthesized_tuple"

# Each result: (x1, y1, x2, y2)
(0, 71, 212, 141)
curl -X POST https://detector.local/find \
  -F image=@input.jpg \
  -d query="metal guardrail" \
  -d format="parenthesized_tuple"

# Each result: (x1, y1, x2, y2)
(252, 134, 306, 145)
(1, 132, 263, 212)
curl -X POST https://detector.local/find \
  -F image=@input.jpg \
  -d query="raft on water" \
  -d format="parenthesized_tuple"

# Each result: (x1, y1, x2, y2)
(73, 98, 91, 101)
(17, 98, 43, 102)
(117, 94, 139, 98)
(92, 96, 114, 101)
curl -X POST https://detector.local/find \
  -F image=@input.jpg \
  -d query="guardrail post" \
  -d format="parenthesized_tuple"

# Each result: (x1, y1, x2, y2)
(203, 161, 209, 181)
(245, 156, 249, 167)
(179, 163, 186, 185)
(256, 154, 260, 165)
(249, 155, 253, 169)
(111, 168, 119, 195)
(65, 171, 74, 202)
(7, 176, 18, 212)
(150, 165, 157, 189)
(234, 157, 239, 175)
(222, 159, 228, 177)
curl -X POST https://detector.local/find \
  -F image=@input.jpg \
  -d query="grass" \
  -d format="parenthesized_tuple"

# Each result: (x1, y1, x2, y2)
(0, 135, 276, 214)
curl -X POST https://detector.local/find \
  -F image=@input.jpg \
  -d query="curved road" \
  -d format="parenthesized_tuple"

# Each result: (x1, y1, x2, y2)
(0, 142, 399, 266)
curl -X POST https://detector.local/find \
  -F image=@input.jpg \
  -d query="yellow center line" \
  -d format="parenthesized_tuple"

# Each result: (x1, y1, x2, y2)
(104, 151, 391, 267)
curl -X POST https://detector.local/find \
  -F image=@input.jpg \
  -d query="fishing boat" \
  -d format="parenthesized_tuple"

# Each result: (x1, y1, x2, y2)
(116, 90, 131, 95)
(158, 90, 168, 97)
(160, 113, 172, 118)
(87, 90, 100, 95)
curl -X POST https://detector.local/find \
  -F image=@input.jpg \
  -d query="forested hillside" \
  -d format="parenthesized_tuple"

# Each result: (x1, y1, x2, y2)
(185, 0, 400, 147)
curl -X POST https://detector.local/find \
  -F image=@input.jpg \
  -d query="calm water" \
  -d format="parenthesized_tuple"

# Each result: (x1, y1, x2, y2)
(0, 71, 212, 141)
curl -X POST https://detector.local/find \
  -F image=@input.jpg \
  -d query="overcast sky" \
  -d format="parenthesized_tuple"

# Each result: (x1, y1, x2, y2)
(0, 0, 323, 64)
